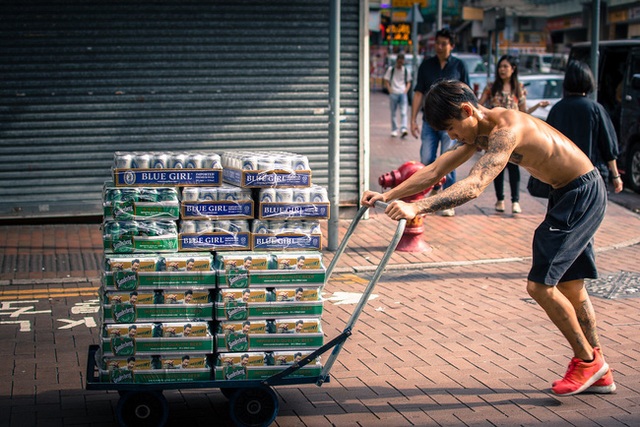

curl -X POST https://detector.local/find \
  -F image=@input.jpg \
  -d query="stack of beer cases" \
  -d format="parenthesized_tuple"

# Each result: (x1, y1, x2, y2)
(213, 151, 330, 381)
(98, 151, 222, 384)
(99, 150, 330, 385)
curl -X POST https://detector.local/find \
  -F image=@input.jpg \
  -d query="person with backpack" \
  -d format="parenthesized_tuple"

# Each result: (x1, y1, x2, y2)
(383, 53, 412, 138)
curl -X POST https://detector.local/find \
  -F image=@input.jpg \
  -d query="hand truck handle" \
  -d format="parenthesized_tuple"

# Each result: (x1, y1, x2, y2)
(318, 201, 406, 385)
(325, 200, 392, 281)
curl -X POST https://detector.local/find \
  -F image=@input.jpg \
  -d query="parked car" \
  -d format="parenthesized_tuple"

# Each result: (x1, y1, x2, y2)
(570, 40, 640, 193)
(520, 74, 564, 121)
(519, 53, 554, 74)
(452, 52, 487, 74)
(468, 73, 562, 121)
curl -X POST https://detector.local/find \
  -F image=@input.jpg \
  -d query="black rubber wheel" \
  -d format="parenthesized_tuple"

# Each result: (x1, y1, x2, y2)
(220, 387, 237, 400)
(625, 142, 640, 194)
(229, 386, 279, 427)
(116, 391, 169, 427)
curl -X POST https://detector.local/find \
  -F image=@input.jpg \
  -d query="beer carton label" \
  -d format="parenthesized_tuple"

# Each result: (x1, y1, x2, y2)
(111, 337, 136, 356)
(106, 256, 156, 272)
(225, 332, 249, 352)
(259, 202, 329, 219)
(223, 168, 311, 188)
(162, 290, 210, 305)
(113, 271, 139, 290)
(274, 288, 319, 302)
(111, 303, 137, 323)
(274, 254, 322, 270)
(160, 254, 212, 271)
(251, 234, 322, 251)
(182, 201, 254, 219)
(114, 169, 222, 187)
(223, 301, 248, 321)
(218, 353, 266, 367)
(107, 291, 155, 305)
(219, 289, 268, 303)
(110, 368, 135, 383)
(226, 269, 249, 288)
(222, 365, 248, 380)
(160, 355, 207, 370)
(219, 320, 267, 335)
(105, 324, 153, 339)
(160, 323, 208, 338)
(179, 233, 250, 251)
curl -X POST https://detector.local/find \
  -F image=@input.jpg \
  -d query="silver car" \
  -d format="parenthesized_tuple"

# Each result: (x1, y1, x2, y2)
(520, 74, 564, 121)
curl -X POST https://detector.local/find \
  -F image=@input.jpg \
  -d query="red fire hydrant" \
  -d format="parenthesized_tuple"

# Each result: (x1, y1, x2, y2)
(378, 161, 445, 252)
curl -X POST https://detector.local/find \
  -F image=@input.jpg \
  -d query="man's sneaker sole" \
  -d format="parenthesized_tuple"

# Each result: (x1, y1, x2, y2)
(585, 382, 617, 394)
(552, 362, 609, 396)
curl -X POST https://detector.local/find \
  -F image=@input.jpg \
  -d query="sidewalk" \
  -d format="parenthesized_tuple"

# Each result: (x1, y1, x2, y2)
(0, 91, 639, 426)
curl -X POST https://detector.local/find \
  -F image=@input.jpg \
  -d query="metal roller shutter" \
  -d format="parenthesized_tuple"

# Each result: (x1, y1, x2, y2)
(0, 0, 361, 219)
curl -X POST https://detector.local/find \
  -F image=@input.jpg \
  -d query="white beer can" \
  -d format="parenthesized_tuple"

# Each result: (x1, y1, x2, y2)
(186, 154, 204, 169)
(181, 187, 200, 202)
(310, 186, 328, 203)
(199, 188, 218, 201)
(171, 153, 188, 169)
(181, 221, 197, 233)
(114, 153, 134, 169)
(152, 153, 171, 169)
(259, 188, 276, 203)
(292, 188, 310, 203)
(276, 188, 293, 203)
(292, 155, 310, 170)
(134, 153, 153, 169)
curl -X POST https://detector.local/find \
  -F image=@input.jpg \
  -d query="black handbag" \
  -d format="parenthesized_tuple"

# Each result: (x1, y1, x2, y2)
(527, 176, 552, 198)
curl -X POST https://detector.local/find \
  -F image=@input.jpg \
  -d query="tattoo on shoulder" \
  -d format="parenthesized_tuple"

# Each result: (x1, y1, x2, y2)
(489, 129, 517, 154)
(446, 142, 465, 153)
(475, 136, 489, 150)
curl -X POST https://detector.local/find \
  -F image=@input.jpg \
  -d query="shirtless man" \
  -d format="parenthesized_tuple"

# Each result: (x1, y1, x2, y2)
(362, 79, 616, 396)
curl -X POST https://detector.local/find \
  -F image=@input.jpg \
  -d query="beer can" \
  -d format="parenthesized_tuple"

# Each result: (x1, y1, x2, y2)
(213, 220, 231, 232)
(170, 153, 188, 169)
(257, 157, 275, 171)
(197, 220, 215, 233)
(105, 188, 121, 203)
(310, 186, 328, 203)
(105, 221, 121, 237)
(219, 186, 241, 201)
(138, 188, 159, 202)
(182, 187, 200, 202)
(292, 155, 310, 171)
(269, 220, 286, 234)
(181, 221, 197, 233)
(306, 220, 321, 234)
(229, 220, 249, 233)
(286, 220, 304, 233)
(199, 188, 218, 201)
(273, 155, 293, 171)
(252, 220, 269, 234)
(292, 188, 310, 203)
(119, 188, 139, 203)
(122, 222, 139, 236)
(114, 153, 135, 169)
(158, 188, 177, 202)
(185, 154, 204, 169)
(133, 153, 153, 169)
(152, 153, 171, 169)
(259, 188, 276, 203)
(241, 155, 258, 171)
(202, 154, 222, 169)
(276, 188, 293, 203)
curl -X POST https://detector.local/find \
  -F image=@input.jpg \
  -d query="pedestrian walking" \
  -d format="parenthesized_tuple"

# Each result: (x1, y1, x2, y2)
(410, 28, 469, 217)
(383, 53, 412, 138)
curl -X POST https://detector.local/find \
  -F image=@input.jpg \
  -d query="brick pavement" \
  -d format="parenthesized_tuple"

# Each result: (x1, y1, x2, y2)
(0, 91, 639, 426)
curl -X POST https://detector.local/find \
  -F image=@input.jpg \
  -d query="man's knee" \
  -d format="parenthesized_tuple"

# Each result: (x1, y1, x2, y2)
(527, 280, 552, 302)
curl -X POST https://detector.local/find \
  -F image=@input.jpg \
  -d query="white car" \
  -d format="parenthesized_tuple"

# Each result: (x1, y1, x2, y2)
(519, 74, 564, 121)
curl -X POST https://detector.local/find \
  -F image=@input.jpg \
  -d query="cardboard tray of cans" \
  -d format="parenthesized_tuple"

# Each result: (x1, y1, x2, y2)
(178, 220, 251, 251)
(99, 353, 214, 384)
(215, 252, 326, 288)
(180, 185, 254, 220)
(103, 220, 179, 253)
(215, 287, 323, 320)
(103, 183, 180, 220)
(103, 253, 217, 289)
(101, 322, 215, 355)
(113, 151, 222, 187)
(101, 289, 214, 323)
(214, 351, 322, 381)
(221, 151, 311, 188)
(215, 319, 323, 352)
(256, 186, 329, 220)
(250, 220, 322, 251)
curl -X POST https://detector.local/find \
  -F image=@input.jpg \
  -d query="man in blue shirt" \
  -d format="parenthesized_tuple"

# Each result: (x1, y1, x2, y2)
(410, 28, 469, 216)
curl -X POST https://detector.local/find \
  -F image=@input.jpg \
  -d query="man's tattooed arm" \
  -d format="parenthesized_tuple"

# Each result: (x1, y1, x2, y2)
(414, 128, 516, 214)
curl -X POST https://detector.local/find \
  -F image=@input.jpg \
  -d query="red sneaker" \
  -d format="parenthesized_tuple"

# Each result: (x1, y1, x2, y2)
(585, 368, 616, 394)
(552, 347, 608, 396)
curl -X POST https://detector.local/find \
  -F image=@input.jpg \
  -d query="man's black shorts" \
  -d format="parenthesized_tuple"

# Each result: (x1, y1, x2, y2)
(528, 169, 607, 286)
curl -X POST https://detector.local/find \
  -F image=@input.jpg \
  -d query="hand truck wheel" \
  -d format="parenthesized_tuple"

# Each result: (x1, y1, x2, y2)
(116, 390, 169, 427)
(229, 386, 278, 427)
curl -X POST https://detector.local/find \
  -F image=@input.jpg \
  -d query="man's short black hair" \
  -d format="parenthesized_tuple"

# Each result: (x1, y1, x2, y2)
(435, 28, 455, 45)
